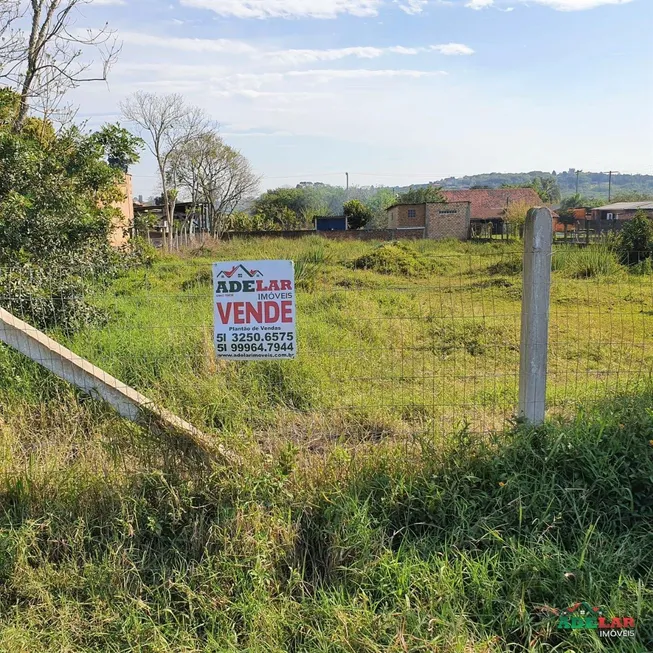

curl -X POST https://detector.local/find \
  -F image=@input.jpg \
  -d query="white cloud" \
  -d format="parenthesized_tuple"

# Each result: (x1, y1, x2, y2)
(264, 46, 386, 65)
(114, 31, 474, 63)
(526, 0, 632, 9)
(89, 0, 126, 5)
(212, 89, 331, 101)
(388, 46, 422, 54)
(465, 0, 493, 8)
(265, 43, 474, 64)
(430, 43, 475, 55)
(221, 130, 293, 137)
(397, 0, 428, 14)
(216, 69, 446, 86)
(179, 0, 383, 19)
(286, 68, 445, 80)
(119, 31, 256, 54)
(114, 66, 446, 91)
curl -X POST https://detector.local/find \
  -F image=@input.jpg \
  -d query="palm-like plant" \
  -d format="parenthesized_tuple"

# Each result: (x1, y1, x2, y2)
(532, 176, 561, 204)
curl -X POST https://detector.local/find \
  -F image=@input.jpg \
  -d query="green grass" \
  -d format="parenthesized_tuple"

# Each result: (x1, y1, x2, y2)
(0, 237, 652, 651)
(0, 389, 651, 651)
(552, 245, 623, 279)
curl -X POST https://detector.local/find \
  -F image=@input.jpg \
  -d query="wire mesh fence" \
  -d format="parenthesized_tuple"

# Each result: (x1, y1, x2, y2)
(548, 246, 653, 415)
(1, 238, 652, 450)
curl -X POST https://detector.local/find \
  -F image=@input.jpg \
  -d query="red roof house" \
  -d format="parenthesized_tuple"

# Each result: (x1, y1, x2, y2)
(441, 189, 542, 221)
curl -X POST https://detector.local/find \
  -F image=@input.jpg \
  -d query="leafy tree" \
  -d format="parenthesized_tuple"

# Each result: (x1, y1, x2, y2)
(559, 194, 586, 211)
(91, 123, 144, 172)
(396, 185, 444, 204)
(343, 199, 373, 230)
(531, 176, 561, 204)
(611, 191, 653, 203)
(617, 211, 653, 266)
(364, 187, 397, 228)
(502, 201, 531, 226)
(0, 113, 136, 330)
(227, 211, 280, 232)
(252, 187, 310, 228)
(133, 210, 159, 238)
(559, 194, 604, 211)
(270, 206, 304, 230)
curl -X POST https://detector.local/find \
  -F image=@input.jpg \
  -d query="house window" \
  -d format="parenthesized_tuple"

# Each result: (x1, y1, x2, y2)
(408, 209, 417, 218)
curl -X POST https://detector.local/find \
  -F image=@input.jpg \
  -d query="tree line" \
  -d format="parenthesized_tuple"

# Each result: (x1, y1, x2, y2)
(431, 171, 653, 200)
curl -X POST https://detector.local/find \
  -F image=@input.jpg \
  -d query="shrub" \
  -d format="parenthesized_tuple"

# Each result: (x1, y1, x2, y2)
(501, 200, 532, 227)
(0, 114, 142, 331)
(353, 242, 433, 277)
(617, 210, 653, 266)
(343, 199, 373, 230)
(629, 258, 653, 275)
(0, 263, 111, 332)
(487, 255, 522, 276)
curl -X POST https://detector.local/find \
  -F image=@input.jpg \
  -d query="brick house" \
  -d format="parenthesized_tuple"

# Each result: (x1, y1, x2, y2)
(386, 188, 545, 240)
(386, 201, 472, 240)
(591, 201, 653, 221)
(441, 188, 542, 221)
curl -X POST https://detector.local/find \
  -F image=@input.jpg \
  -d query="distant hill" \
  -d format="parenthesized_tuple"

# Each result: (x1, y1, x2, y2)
(394, 170, 653, 200)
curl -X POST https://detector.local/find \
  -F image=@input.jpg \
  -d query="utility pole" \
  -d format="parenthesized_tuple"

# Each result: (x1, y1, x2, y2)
(608, 171, 612, 202)
(576, 169, 581, 195)
(346, 172, 349, 191)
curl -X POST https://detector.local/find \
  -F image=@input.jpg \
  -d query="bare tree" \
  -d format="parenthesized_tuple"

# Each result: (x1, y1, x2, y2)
(121, 92, 208, 248)
(0, 1, 20, 71)
(0, 0, 120, 131)
(173, 130, 260, 238)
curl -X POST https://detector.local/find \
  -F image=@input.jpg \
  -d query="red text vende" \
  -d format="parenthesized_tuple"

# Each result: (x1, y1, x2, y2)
(216, 301, 293, 325)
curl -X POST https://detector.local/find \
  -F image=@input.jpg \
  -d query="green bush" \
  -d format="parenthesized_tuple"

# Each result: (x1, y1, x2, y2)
(0, 252, 125, 332)
(617, 210, 653, 266)
(353, 241, 433, 277)
(0, 92, 143, 331)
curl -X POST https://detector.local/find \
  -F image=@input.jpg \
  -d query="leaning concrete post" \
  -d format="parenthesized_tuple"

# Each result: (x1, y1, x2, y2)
(0, 306, 238, 462)
(519, 208, 553, 424)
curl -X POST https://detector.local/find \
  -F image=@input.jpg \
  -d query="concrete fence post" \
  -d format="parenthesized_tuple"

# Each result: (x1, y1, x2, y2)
(0, 306, 237, 461)
(518, 208, 553, 424)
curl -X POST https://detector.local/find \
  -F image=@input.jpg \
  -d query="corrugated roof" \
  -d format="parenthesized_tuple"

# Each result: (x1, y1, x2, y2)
(594, 202, 653, 211)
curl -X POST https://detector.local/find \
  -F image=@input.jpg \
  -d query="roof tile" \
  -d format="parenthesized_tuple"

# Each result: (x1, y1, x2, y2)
(441, 189, 542, 220)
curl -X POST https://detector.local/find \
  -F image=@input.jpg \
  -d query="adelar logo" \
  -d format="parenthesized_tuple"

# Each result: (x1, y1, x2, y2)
(215, 265, 263, 280)
(556, 603, 636, 639)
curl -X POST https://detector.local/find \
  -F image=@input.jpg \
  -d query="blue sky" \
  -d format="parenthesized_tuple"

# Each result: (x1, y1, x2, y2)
(72, 0, 652, 197)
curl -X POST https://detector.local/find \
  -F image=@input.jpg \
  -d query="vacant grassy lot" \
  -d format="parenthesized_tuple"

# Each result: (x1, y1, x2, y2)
(0, 237, 651, 651)
(30, 236, 653, 443)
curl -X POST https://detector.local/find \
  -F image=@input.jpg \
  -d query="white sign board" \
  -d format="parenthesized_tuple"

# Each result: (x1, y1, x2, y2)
(213, 260, 297, 360)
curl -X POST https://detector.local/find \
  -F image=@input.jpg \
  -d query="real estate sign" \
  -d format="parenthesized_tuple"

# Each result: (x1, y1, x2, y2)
(213, 260, 297, 361)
